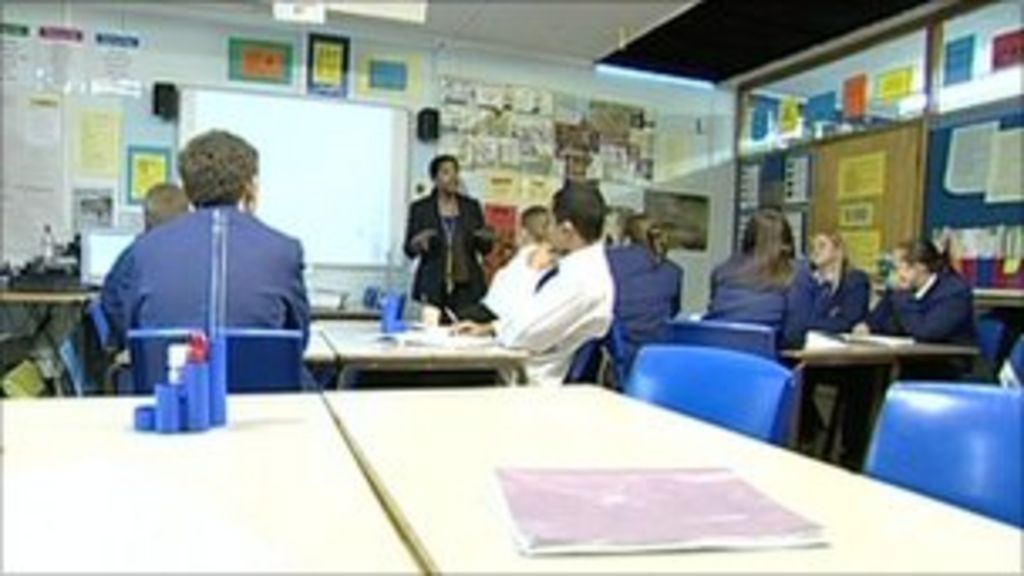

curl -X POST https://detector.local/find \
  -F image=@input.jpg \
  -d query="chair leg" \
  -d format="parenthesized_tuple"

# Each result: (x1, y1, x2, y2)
(822, 383, 846, 461)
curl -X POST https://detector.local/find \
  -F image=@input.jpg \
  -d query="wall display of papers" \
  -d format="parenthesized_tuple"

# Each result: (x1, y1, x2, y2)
(439, 76, 657, 207)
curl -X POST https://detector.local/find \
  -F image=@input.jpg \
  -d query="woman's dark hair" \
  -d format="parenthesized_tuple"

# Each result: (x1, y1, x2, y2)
(740, 208, 795, 288)
(429, 154, 459, 180)
(624, 214, 668, 263)
(178, 130, 258, 208)
(899, 238, 950, 273)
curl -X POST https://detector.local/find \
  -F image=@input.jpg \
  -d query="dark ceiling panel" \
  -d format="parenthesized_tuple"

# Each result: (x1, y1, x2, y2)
(600, 0, 932, 83)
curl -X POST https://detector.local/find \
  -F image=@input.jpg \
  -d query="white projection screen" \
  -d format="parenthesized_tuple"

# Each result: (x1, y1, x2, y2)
(179, 88, 410, 266)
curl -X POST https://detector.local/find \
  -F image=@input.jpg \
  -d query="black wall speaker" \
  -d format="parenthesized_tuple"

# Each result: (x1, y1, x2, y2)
(153, 82, 179, 122)
(417, 108, 439, 142)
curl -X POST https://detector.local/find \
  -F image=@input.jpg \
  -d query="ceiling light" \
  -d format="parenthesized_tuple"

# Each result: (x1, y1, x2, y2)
(595, 64, 715, 91)
(327, 1, 427, 25)
(273, 2, 327, 24)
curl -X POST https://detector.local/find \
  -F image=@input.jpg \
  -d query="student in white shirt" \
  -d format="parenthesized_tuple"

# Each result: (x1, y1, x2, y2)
(457, 183, 615, 387)
(482, 205, 554, 320)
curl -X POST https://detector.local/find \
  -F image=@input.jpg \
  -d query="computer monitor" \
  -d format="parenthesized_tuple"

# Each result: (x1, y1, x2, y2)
(80, 229, 137, 287)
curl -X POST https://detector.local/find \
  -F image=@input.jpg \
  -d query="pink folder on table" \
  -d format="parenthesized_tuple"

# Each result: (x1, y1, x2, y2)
(496, 467, 825, 556)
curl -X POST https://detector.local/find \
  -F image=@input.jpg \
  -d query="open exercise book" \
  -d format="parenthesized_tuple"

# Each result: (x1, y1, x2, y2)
(496, 468, 825, 556)
(804, 331, 915, 351)
(381, 327, 495, 349)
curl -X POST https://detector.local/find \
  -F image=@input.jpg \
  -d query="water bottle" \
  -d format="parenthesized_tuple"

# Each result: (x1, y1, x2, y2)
(40, 224, 55, 262)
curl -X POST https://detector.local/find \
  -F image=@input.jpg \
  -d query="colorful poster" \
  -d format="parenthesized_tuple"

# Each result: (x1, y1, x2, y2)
(74, 108, 122, 178)
(127, 146, 171, 203)
(943, 35, 975, 86)
(840, 230, 882, 273)
(992, 28, 1024, 71)
(91, 31, 142, 96)
(838, 152, 886, 199)
(842, 74, 868, 120)
(307, 33, 349, 97)
(804, 91, 837, 125)
(228, 38, 294, 85)
(875, 66, 914, 103)
(750, 96, 778, 141)
(779, 98, 801, 133)
(355, 51, 421, 99)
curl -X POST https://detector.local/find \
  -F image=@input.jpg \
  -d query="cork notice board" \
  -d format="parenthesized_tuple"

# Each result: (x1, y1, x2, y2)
(810, 122, 924, 276)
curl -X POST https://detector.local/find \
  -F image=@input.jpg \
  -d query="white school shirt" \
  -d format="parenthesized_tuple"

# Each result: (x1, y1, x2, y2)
(494, 242, 615, 387)
(483, 245, 549, 320)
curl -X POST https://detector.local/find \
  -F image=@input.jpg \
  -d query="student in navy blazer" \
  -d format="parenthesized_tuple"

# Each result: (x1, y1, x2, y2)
(861, 239, 975, 348)
(606, 214, 682, 372)
(838, 239, 975, 468)
(100, 183, 190, 349)
(706, 208, 803, 348)
(790, 233, 870, 449)
(790, 233, 871, 335)
(122, 131, 310, 345)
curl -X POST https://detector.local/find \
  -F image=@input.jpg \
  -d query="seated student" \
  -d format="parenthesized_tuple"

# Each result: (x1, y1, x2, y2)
(858, 238, 975, 349)
(791, 232, 870, 334)
(123, 130, 310, 343)
(706, 207, 802, 347)
(456, 182, 615, 387)
(789, 232, 870, 448)
(100, 183, 190, 348)
(606, 214, 682, 372)
(482, 205, 554, 320)
(837, 238, 975, 468)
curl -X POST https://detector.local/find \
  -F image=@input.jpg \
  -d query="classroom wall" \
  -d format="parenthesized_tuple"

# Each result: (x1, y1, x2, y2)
(2, 2, 735, 314)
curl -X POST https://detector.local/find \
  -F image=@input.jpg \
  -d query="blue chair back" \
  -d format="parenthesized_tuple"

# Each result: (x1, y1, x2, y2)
(605, 320, 630, 386)
(976, 314, 1008, 368)
(865, 383, 1023, 527)
(127, 328, 304, 394)
(1004, 336, 1024, 387)
(666, 319, 777, 360)
(86, 299, 111, 349)
(624, 345, 794, 444)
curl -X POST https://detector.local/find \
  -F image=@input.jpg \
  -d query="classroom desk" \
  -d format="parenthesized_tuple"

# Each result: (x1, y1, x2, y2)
(781, 341, 980, 453)
(974, 288, 1024, 309)
(315, 321, 529, 386)
(311, 306, 381, 321)
(324, 386, 1022, 574)
(0, 395, 417, 573)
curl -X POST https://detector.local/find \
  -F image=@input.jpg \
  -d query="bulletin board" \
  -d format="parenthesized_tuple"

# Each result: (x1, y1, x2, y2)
(923, 97, 1023, 233)
(810, 121, 924, 276)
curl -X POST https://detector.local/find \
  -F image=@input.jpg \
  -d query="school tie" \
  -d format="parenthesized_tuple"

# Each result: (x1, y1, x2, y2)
(535, 266, 559, 293)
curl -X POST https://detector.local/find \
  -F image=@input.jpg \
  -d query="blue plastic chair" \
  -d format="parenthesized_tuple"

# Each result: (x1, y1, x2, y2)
(86, 299, 111, 349)
(565, 339, 601, 383)
(865, 383, 1023, 527)
(127, 328, 305, 395)
(624, 345, 794, 444)
(976, 314, 1008, 370)
(1002, 336, 1024, 387)
(666, 319, 777, 360)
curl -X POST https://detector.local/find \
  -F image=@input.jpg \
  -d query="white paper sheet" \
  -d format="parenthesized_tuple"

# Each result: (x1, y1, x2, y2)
(985, 128, 1023, 204)
(945, 122, 997, 194)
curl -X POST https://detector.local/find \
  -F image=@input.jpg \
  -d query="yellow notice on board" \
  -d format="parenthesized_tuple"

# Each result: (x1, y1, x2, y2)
(839, 202, 876, 228)
(875, 66, 914, 103)
(129, 149, 170, 201)
(779, 98, 800, 133)
(838, 152, 886, 199)
(521, 175, 559, 204)
(312, 40, 344, 87)
(74, 108, 122, 178)
(482, 170, 521, 203)
(840, 230, 882, 273)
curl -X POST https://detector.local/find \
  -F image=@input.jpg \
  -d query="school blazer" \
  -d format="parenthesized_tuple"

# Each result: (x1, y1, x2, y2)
(790, 265, 871, 335)
(403, 191, 492, 306)
(867, 269, 976, 346)
(606, 245, 683, 367)
(123, 207, 310, 345)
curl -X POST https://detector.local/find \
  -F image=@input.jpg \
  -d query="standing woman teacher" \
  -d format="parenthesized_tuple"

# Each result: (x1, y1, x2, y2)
(405, 154, 493, 318)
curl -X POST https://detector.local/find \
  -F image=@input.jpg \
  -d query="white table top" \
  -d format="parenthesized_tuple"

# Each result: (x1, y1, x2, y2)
(303, 329, 338, 363)
(315, 320, 529, 366)
(1, 395, 416, 573)
(326, 386, 1022, 574)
